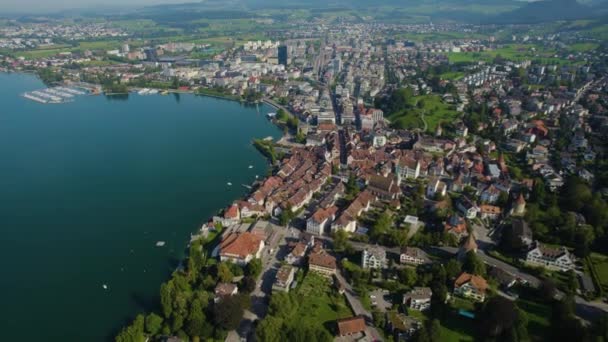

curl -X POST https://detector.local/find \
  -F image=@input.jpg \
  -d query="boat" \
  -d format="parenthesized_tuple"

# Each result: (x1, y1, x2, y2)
(248, 165, 253, 169)
(255, 175, 259, 179)
(267, 112, 277, 118)
(156, 241, 166, 247)
(138, 88, 150, 95)
(160, 90, 169, 95)
(148, 89, 159, 95)
(102, 284, 108, 290)
(227, 182, 232, 186)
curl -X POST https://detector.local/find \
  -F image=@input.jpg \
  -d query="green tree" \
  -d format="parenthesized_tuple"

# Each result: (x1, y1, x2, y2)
(116, 314, 146, 342)
(462, 251, 486, 276)
(213, 295, 246, 330)
(186, 298, 210, 338)
(398, 267, 418, 288)
(256, 316, 284, 342)
(371, 211, 392, 241)
(246, 258, 263, 278)
(478, 297, 525, 340)
(217, 262, 234, 283)
(160, 282, 173, 319)
(444, 259, 462, 280)
(145, 313, 163, 336)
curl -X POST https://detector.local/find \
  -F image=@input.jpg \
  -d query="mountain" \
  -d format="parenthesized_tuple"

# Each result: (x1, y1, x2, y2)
(488, 0, 599, 24)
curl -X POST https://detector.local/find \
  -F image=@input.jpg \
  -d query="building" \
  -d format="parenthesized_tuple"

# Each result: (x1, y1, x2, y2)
(308, 251, 337, 276)
(426, 178, 447, 199)
(214, 283, 238, 302)
(403, 287, 432, 311)
(395, 156, 420, 180)
(336, 316, 366, 337)
(278, 45, 288, 66)
(457, 196, 479, 219)
(388, 312, 421, 341)
(367, 174, 401, 200)
(400, 247, 428, 265)
(525, 241, 575, 271)
(218, 232, 265, 265)
(362, 246, 387, 269)
(453, 272, 488, 302)
(272, 265, 296, 292)
(285, 242, 308, 265)
(306, 206, 338, 235)
(513, 193, 526, 216)
(479, 204, 502, 220)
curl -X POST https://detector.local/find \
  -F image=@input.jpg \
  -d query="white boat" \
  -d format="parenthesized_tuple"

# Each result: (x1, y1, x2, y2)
(267, 112, 277, 118)
(138, 88, 150, 95)
(227, 182, 232, 186)
(148, 89, 159, 95)
(102, 284, 108, 290)
(156, 241, 166, 247)
(248, 165, 253, 169)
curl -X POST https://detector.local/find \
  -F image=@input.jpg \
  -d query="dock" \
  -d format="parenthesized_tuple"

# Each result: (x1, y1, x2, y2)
(21, 86, 89, 104)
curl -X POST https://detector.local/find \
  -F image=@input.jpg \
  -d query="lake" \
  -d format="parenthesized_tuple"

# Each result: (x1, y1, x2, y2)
(0, 73, 280, 340)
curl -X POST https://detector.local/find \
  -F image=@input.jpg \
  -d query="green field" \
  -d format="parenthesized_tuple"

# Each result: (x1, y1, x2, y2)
(409, 304, 475, 341)
(448, 43, 585, 65)
(590, 253, 608, 292)
(294, 272, 353, 332)
(388, 94, 460, 132)
(517, 298, 550, 341)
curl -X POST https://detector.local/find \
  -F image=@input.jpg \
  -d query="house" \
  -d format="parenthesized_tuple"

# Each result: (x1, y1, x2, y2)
(285, 242, 308, 265)
(308, 251, 337, 276)
(480, 184, 501, 204)
(444, 214, 467, 235)
(400, 247, 429, 265)
(453, 272, 488, 302)
(403, 287, 433, 311)
(214, 283, 238, 302)
(367, 174, 401, 200)
(426, 178, 447, 199)
(336, 316, 366, 337)
(488, 266, 517, 290)
(395, 155, 420, 180)
(218, 232, 265, 265)
(457, 196, 479, 219)
(387, 311, 421, 341)
(272, 265, 296, 292)
(362, 246, 387, 269)
(306, 206, 338, 235)
(223, 204, 240, 224)
(525, 241, 575, 271)
(479, 204, 502, 220)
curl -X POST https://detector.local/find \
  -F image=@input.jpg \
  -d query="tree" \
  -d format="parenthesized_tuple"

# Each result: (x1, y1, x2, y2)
(240, 276, 256, 293)
(371, 211, 392, 241)
(345, 173, 360, 199)
(565, 270, 579, 296)
(213, 295, 245, 330)
(428, 319, 441, 342)
(332, 229, 351, 252)
(399, 267, 418, 288)
(462, 251, 486, 276)
(217, 262, 234, 283)
(478, 296, 524, 340)
(256, 316, 284, 342)
(186, 299, 210, 338)
(160, 282, 173, 319)
(540, 278, 558, 302)
(116, 314, 146, 342)
(246, 258, 263, 278)
(444, 259, 462, 280)
(145, 313, 163, 336)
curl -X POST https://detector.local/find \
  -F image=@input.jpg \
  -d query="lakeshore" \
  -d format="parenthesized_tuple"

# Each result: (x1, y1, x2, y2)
(0, 72, 281, 341)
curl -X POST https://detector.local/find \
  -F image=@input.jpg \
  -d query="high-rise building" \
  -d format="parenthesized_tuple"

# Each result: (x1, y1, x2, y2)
(278, 45, 288, 66)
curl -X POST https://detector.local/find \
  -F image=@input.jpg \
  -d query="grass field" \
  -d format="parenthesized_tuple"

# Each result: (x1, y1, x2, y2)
(388, 94, 460, 132)
(408, 303, 475, 341)
(294, 272, 353, 333)
(517, 298, 551, 341)
(448, 43, 586, 65)
(590, 253, 608, 293)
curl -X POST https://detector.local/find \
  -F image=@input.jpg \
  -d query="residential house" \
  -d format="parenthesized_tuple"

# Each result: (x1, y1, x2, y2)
(457, 196, 479, 219)
(336, 316, 366, 337)
(453, 272, 488, 302)
(400, 247, 429, 265)
(362, 246, 387, 269)
(308, 251, 337, 276)
(285, 242, 308, 265)
(395, 155, 421, 180)
(479, 204, 502, 220)
(214, 283, 238, 302)
(444, 214, 467, 235)
(272, 265, 296, 292)
(388, 312, 421, 341)
(525, 241, 575, 271)
(218, 232, 265, 265)
(306, 206, 338, 235)
(426, 178, 447, 199)
(403, 287, 433, 311)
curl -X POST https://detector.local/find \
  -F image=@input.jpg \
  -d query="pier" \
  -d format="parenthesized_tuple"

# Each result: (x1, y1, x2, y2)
(21, 86, 89, 104)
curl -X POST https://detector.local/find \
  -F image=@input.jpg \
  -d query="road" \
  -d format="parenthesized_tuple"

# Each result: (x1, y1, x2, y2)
(335, 270, 384, 341)
(226, 222, 287, 342)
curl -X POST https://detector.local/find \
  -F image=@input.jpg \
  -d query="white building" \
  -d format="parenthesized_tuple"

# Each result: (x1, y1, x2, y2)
(525, 241, 575, 271)
(362, 246, 387, 269)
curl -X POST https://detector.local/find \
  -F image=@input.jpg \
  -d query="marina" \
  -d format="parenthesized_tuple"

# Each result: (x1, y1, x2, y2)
(21, 86, 89, 104)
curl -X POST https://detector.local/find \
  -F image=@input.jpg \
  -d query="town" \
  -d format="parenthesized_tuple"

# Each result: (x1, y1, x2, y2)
(3, 9, 608, 342)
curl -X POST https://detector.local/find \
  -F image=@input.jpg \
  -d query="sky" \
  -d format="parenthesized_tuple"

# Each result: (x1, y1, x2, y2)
(0, 0, 193, 13)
